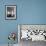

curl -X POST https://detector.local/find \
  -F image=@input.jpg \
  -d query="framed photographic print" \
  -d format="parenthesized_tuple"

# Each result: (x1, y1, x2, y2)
(5, 5, 16, 20)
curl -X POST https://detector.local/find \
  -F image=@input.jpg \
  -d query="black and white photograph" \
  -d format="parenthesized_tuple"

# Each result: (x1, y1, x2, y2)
(18, 25, 46, 46)
(5, 5, 16, 20)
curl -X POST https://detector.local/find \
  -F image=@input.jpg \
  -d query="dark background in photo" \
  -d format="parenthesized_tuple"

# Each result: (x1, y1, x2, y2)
(7, 7, 15, 17)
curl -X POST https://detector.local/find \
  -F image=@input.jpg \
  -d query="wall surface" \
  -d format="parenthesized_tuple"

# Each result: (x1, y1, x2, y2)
(0, 0, 46, 44)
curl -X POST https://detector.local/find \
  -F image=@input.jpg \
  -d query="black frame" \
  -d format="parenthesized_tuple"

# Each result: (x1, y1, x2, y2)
(5, 5, 17, 20)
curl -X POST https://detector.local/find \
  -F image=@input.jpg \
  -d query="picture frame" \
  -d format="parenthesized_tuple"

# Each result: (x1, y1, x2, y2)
(5, 5, 16, 20)
(18, 24, 46, 43)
